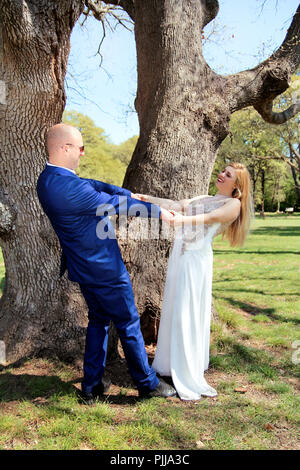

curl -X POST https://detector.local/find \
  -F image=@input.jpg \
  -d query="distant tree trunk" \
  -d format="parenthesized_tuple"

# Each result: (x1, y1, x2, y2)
(248, 162, 260, 211)
(260, 169, 266, 218)
(0, 1, 88, 365)
(277, 199, 281, 212)
(290, 161, 300, 207)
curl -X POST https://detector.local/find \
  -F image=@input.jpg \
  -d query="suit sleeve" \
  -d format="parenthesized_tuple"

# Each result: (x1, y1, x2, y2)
(80, 177, 131, 198)
(65, 178, 161, 219)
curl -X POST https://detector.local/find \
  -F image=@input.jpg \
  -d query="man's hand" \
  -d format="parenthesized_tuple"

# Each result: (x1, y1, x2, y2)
(131, 193, 149, 201)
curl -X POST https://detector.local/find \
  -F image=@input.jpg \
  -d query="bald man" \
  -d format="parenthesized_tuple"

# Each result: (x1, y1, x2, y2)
(36, 123, 176, 403)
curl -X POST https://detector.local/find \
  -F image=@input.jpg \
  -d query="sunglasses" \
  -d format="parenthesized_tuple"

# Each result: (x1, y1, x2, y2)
(65, 143, 85, 153)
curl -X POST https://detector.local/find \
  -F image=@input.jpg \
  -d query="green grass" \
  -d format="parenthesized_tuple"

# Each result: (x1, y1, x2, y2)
(0, 213, 299, 450)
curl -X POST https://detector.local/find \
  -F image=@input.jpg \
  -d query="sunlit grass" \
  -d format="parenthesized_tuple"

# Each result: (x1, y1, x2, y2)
(0, 213, 299, 450)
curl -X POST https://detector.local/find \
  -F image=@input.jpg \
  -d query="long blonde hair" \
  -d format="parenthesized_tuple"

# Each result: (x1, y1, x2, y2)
(222, 162, 253, 247)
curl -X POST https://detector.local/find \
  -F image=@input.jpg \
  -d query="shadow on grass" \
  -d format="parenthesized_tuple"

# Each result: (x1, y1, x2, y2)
(0, 371, 76, 402)
(0, 357, 143, 405)
(214, 250, 300, 255)
(210, 338, 278, 378)
(0, 371, 142, 405)
(222, 298, 300, 325)
(214, 287, 300, 300)
(251, 226, 300, 237)
(214, 277, 291, 284)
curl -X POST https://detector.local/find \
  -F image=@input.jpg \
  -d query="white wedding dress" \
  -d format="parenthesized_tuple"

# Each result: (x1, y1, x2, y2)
(152, 194, 233, 400)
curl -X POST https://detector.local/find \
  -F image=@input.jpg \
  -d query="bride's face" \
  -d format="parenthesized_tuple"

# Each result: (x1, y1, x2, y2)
(216, 166, 237, 194)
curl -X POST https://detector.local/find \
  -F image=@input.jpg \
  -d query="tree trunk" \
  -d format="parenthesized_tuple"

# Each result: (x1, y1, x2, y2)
(0, 0, 87, 365)
(116, 0, 300, 341)
(121, 0, 230, 340)
(2, 0, 300, 360)
(291, 162, 300, 207)
(260, 169, 266, 218)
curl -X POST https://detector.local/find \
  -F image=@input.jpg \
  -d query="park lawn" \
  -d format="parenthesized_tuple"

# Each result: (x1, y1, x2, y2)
(0, 213, 299, 450)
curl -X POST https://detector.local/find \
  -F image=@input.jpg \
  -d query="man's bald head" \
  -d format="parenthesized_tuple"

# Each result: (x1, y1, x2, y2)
(46, 123, 84, 170)
(47, 123, 82, 154)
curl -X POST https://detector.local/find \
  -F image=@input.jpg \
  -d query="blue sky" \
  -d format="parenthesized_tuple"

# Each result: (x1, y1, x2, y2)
(66, 0, 299, 144)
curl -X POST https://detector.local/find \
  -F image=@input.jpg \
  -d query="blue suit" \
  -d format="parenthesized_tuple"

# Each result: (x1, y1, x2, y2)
(36, 164, 160, 394)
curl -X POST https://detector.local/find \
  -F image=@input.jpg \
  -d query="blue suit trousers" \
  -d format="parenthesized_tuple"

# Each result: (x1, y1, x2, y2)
(79, 270, 159, 394)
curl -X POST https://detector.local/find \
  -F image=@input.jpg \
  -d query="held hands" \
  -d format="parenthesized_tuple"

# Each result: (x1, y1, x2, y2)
(131, 193, 185, 226)
(160, 208, 184, 226)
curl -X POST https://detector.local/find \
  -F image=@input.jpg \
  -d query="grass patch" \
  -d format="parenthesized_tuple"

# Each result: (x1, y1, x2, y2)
(0, 213, 299, 450)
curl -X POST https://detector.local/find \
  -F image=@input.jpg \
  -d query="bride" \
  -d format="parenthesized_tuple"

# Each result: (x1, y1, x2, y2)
(133, 162, 253, 400)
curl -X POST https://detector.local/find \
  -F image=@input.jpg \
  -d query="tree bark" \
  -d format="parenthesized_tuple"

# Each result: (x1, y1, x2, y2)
(260, 168, 266, 218)
(118, 0, 229, 340)
(118, 0, 300, 341)
(291, 165, 300, 206)
(0, 0, 87, 365)
(2, 0, 300, 360)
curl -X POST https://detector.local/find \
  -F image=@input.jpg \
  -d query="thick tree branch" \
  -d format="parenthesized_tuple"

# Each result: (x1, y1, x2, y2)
(226, 4, 300, 123)
(100, 0, 135, 21)
(254, 99, 300, 124)
(84, 0, 133, 27)
(254, 153, 300, 173)
(1, 0, 85, 44)
(288, 141, 300, 167)
(201, 0, 219, 28)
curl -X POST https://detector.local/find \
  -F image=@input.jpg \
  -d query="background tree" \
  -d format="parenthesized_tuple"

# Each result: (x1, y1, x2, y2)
(210, 107, 292, 213)
(112, 136, 138, 167)
(272, 74, 300, 207)
(210, 73, 300, 212)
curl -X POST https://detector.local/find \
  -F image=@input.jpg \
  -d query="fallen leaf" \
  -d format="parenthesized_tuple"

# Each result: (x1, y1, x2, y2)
(196, 440, 205, 448)
(265, 423, 275, 431)
(234, 387, 247, 393)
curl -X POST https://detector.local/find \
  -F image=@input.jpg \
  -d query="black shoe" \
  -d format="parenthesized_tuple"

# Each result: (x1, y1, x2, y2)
(79, 377, 111, 405)
(139, 378, 177, 398)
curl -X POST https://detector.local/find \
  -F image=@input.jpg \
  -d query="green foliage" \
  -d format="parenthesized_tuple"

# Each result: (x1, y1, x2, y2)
(210, 73, 300, 212)
(112, 136, 138, 166)
(62, 111, 137, 186)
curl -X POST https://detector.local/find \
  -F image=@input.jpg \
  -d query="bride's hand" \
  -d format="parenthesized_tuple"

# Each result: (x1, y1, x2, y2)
(160, 207, 175, 223)
(161, 209, 183, 226)
(169, 211, 185, 226)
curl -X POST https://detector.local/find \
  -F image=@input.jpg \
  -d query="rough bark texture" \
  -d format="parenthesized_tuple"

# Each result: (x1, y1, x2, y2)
(1, 0, 300, 362)
(115, 0, 300, 342)
(116, 0, 229, 340)
(0, 0, 88, 365)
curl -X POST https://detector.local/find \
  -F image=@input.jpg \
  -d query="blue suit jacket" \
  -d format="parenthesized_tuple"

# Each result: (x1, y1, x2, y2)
(36, 165, 161, 285)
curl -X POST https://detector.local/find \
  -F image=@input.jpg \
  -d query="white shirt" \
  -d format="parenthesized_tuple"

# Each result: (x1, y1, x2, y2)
(46, 162, 76, 175)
